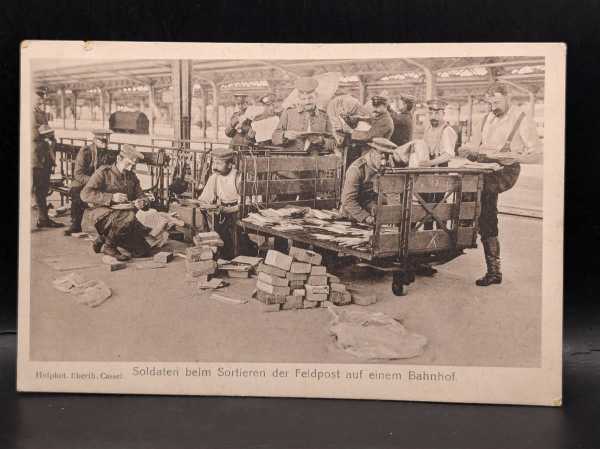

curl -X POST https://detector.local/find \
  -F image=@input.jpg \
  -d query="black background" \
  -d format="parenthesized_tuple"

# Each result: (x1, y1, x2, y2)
(1, 1, 599, 448)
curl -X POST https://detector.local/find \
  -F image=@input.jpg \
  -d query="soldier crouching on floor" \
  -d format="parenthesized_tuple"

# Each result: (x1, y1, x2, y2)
(80, 144, 151, 261)
(197, 147, 243, 260)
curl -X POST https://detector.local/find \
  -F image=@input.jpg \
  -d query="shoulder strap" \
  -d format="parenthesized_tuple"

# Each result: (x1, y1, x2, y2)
(501, 111, 526, 152)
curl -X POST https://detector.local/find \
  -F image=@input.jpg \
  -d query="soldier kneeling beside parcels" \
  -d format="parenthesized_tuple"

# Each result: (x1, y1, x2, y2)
(80, 144, 151, 262)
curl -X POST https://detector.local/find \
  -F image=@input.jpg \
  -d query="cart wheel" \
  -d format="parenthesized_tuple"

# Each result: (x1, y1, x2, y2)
(392, 281, 407, 296)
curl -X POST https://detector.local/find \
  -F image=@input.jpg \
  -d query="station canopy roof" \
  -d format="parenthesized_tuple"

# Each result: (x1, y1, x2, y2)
(33, 56, 545, 102)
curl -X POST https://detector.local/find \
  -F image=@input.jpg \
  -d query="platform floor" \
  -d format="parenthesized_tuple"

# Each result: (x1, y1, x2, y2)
(28, 214, 542, 367)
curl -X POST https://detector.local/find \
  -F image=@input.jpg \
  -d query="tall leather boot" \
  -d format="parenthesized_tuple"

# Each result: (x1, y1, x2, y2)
(476, 237, 502, 286)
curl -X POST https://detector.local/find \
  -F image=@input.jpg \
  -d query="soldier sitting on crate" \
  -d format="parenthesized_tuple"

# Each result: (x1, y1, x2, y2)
(458, 82, 541, 286)
(80, 145, 151, 262)
(197, 147, 242, 260)
(225, 93, 256, 149)
(64, 129, 113, 236)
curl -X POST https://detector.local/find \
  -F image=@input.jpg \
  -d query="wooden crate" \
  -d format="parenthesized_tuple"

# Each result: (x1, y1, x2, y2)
(371, 169, 485, 259)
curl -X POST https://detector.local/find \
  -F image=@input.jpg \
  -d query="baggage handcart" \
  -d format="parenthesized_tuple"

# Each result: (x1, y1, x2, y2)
(235, 153, 489, 296)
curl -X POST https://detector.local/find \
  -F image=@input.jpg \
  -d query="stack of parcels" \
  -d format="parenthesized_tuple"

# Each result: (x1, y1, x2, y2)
(186, 231, 225, 289)
(254, 247, 352, 312)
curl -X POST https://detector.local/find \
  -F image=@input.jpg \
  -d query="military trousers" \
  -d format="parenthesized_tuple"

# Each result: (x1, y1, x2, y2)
(95, 210, 150, 256)
(32, 167, 51, 222)
(479, 189, 499, 239)
(69, 186, 86, 231)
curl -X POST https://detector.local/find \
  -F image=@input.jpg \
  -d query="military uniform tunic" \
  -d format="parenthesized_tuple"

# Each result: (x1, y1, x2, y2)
(340, 156, 382, 223)
(80, 164, 148, 253)
(68, 144, 114, 232)
(225, 110, 256, 148)
(272, 105, 333, 153)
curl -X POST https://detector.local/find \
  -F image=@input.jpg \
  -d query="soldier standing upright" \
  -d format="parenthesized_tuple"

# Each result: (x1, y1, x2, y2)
(225, 94, 256, 148)
(459, 83, 541, 286)
(272, 77, 335, 155)
(32, 125, 64, 229)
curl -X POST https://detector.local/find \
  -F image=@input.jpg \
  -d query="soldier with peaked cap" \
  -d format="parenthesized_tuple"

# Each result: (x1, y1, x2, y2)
(272, 76, 335, 154)
(364, 93, 394, 141)
(198, 147, 243, 259)
(389, 93, 416, 146)
(65, 129, 115, 236)
(418, 98, 457, 168)
(32, 124, 64, 228)
(341, 137, 408, 224)
(458, 82, 541, 287)
(225, 93, 256, 148)
(80, 144, 150, 261)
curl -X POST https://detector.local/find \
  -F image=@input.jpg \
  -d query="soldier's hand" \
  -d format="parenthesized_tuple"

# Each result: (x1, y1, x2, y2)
(284, 131, 299, 140)
(230, 116, 240, 127)
(112, 193, 128, 203)
(365, 216, 375, 225)
(134, 198, 146, 210)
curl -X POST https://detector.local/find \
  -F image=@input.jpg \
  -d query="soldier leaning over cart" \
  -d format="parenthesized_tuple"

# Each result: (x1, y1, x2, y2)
(458, 82, 541, 287)
(80, 144, 151, 261)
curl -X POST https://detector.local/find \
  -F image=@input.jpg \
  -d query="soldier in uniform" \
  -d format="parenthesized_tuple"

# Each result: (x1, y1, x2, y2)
(364, 94, 394, 141)
(225, 94, 256, 148)
(459, 82, 541, 286)
(32, 125, 64, 228)
(80, 145, 150, 261)
(388, 93, 416, 147)
(340, 137, 404, 224)
(272, 76, 335, 154)
(198, 147, 242, 260)
(64, 129, 113, 236)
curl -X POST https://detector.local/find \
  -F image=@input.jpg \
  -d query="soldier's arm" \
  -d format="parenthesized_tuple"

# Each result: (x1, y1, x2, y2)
(427, 127, 457, 166)
(341, 166, 371, 223)
(224, 114, 238, 138)
(73, 147, 91, 185)
(198, 173, 217, 205)
(80, 168, 112, 206)
(271, 109, 289, 145)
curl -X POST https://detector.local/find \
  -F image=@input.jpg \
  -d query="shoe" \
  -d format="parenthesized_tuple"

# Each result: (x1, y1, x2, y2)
(92, 237, 105, 254)
(475, 237, 502, 287)
(415, 264, 437, 277)
(64, 226, 82, 236)
(103, 245, 130, 262)
(38, 219, 65, 228)
(475, 273, 502, 286)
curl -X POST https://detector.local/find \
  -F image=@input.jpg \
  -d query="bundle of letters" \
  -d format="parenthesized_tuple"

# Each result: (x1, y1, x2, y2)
(254, 247, 353, 311)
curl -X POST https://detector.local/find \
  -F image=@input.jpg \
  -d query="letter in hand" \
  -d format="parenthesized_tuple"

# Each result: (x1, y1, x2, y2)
(112, 193, 128, 204)
(134, 198, 146, 210)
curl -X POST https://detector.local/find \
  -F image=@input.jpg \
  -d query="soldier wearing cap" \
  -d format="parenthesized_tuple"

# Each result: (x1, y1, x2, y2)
(416, 98, 458, 168)
(389, 93, 416, 146)
(364, 94, 394, 141)
(458, 82, 541, 287)
(225, 93, 256, 148)
(272, 77, 334, 154)
(64, 129, 114, 236)
(198, 147, 242, 260)
(80, 144, 150, 261)
(32, 124, 63, 228)
(341, 137, 404, 224)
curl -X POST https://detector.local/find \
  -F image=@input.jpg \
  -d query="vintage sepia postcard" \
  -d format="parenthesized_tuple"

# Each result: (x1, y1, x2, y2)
(18, 41, 565, 405)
